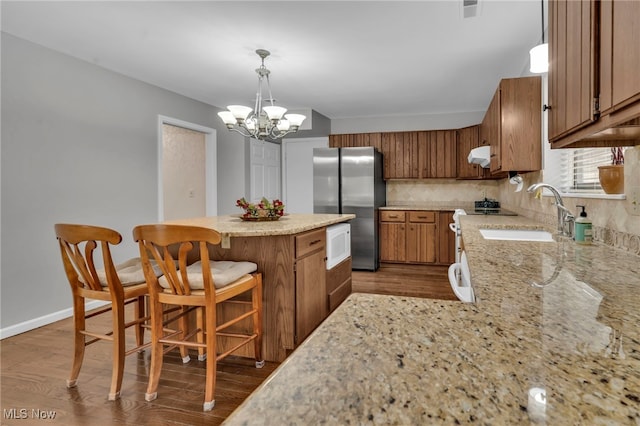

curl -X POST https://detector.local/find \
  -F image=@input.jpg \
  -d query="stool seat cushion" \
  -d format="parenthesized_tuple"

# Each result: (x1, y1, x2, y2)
(158, 260, 257, 290)
(79, 257, 165, 288)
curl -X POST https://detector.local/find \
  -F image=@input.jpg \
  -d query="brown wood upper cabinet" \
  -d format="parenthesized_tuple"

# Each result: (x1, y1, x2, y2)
(549, 0, 640, 148)
(457, 126, 493, 180)
(480, 76, 542, 174)
(382, 132, 420, 179)
(419, 130, 457, 179)
(330, 130, 457, 180)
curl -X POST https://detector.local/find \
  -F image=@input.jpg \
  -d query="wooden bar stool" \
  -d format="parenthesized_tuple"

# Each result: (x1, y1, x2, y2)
(54, 224, 155, 400)
(133, 224, 264, 412)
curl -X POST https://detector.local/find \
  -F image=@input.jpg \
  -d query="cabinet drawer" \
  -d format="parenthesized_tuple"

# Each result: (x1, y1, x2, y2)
(408, 211, 435, 223)
(327, 257, 352, 293)
(380, 211, 406, 222)
(295, 228, 326, 259)
(328, 278, 352, 313)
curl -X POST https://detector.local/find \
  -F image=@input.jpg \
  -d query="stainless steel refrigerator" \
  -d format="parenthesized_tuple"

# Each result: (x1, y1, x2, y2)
(313, 147, 386, 271)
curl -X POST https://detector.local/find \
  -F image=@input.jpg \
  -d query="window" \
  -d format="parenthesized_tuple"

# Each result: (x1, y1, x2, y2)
(544, 146, 625, 197)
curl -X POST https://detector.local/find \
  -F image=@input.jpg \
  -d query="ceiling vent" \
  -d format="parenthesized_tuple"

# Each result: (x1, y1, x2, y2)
(461, 0, 481, 19)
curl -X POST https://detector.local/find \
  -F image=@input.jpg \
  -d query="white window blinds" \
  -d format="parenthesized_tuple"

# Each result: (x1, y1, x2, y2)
(555, 148, 614, 193)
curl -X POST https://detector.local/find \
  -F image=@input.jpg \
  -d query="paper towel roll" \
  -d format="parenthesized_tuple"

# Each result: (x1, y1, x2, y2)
(509, 173, 523, 192)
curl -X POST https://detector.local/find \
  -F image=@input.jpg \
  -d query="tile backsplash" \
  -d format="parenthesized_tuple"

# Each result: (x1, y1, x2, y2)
(386, 146, 640, 255)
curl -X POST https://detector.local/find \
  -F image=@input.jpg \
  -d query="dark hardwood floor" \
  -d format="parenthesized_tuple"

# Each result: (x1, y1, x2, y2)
(353, 263, 458, 301)
(0, 264, 455, 425)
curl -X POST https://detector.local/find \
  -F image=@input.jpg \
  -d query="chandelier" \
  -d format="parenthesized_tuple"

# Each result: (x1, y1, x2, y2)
(218, 49, 306, 141)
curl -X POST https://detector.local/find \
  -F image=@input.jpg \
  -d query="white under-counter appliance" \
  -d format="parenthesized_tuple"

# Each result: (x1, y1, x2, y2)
(448, 209, 475, 303)
(326, 223, 351, 270)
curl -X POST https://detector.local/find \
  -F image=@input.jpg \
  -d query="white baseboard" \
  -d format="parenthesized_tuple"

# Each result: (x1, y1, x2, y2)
(0, 300, 110, 340)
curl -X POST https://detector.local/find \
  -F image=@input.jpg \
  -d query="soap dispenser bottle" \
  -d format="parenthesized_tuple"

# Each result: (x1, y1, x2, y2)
(574, 205, 592, 244)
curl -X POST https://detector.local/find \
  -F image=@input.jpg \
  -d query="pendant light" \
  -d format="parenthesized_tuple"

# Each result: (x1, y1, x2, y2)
(529, 0, 548, 73)
(218, 49, 306, 141)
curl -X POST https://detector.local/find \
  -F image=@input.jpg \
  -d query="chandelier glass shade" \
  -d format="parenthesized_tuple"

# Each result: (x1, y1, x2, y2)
(218, 49, 306, 140)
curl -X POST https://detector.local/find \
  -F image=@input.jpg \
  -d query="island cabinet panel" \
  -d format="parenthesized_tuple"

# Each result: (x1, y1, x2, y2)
(294, 229, 327, 344)
(208, 227, 331, 362)
(326, 257, 352, 313)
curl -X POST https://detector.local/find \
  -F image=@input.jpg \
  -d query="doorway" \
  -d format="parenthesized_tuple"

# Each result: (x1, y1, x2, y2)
(157, 116, 217, 221)
(281, 137, 329, 213)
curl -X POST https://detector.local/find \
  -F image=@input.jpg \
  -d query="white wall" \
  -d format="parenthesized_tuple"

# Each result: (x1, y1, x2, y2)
(0, 34, 245, 334)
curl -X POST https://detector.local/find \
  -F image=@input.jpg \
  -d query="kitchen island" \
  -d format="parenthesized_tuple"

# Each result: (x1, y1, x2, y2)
(166, 213, 355, 362)
(223, 214, 640, 424)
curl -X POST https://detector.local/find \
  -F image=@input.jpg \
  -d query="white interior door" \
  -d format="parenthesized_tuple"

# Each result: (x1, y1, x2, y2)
(282, 137, 329, 213)
(249, 139, 281, 202)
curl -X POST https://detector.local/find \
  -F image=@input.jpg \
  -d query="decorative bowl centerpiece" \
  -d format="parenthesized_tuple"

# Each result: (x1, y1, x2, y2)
(236, 197, 285, 221)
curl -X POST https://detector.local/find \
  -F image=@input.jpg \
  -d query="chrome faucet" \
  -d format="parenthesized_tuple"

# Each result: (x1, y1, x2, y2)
(527, 183, 574, 237)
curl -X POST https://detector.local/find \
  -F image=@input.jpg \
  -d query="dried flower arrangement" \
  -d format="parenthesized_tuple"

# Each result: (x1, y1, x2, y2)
(236, 197, 285, 221)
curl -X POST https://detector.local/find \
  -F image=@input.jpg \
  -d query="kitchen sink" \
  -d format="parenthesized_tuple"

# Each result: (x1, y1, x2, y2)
(479, 228, 554, 242)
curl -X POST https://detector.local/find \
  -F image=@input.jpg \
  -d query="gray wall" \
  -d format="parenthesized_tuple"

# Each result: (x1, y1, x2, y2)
(330, 110, 485, 134)
(0, 33, 246, 330)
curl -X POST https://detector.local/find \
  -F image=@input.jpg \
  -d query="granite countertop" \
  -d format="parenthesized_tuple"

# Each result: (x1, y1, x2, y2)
(224, 214, 640, 424)
(381, 203, 470, 211)
(165, 213, 355, 237)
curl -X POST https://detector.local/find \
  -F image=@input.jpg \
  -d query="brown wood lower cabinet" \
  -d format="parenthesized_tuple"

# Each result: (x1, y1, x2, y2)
(380, 210, 453, 265)
(209, 227, 337, 362)
(406, 211, 436, 263)
(326, 257, 352, 313)
(294, 228, 327, 345)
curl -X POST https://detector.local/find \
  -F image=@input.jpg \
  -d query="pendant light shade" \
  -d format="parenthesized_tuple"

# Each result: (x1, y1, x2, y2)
(529, 43, 548, 73)
(529, 0, 548, 74)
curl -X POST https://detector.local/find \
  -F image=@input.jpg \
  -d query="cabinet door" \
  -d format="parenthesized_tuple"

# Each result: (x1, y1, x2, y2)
(326, 257, 352, 313)
(382, 132, 419, 179)
(499, 77, 542, 172)
(406, 222, 436, 263)
(437, 211, 456, 265)
(295, 249, 327, 344)
(456, 126, 486, 179)
(599, 0, 640, 114)
(548, 0, 597, 141)
(485, 89, 502, 173)
(380, 222, 406, 262)
(419, 131, 457, 178)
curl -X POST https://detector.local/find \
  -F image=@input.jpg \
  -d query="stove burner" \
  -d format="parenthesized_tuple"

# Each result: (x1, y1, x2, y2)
(474, 199, 500, 209)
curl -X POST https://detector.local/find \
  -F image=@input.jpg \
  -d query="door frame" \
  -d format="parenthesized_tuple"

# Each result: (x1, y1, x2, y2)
(157, 115, 217, 221)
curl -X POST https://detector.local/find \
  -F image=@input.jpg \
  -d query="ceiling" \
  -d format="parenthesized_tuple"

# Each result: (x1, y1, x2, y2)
(1, 1, 544, 120)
